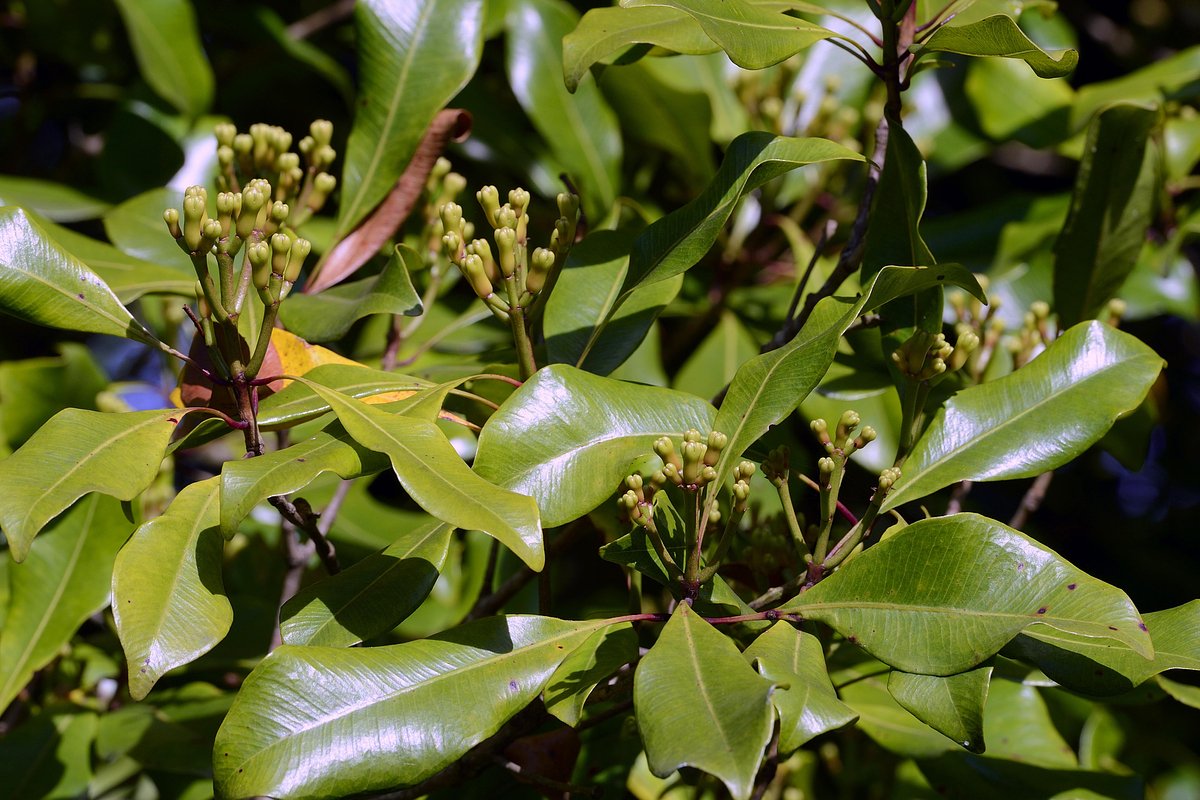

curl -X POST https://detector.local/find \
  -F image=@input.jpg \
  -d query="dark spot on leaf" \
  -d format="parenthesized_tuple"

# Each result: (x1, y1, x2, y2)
(848, 635, 858, 644)
(936, 274, 945, 280)
(556, 645, 564, 649)
(509, 680, 518, 691)
(1139, 622, 1148, 632)
(168, 417, 178, 424)
(77, 293, 85, 300)
(1017, 562, 1025, 571)
(296, 457, 306, 462)
(1067, 583, 1077, 590)
(139, 668, 146, 673)
(1109, 626, 1119, 631)
(1037, 607, 1047, 615)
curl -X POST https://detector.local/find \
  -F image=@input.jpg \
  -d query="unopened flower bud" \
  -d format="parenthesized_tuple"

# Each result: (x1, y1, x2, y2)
(735, 460, 756, 482)
(214, 122, 237, 147)
(557, 192, 580, 221)
(526, 246, 555, 294)
(700, 465, 718, 484)
(836, 410, 860, 443)
(270, 232, 290, 276)
(182, 193, 207, 251)
(494, 227, 516, 277)
(818, 457, 836, 477)
(310, 119, 333, 146)
(442, 231, 463, 263)
(461, 253, 494, 299)
(248, 241, 271, 290)
(477, 185, 500, 227)
(444, 172, 467, 198)
(810, 418, 831, 446)
(704, 431, 728, 466)
(1031, 300, 1050, 321)
(853, 426, 877, 450)
(508, 187, 530, 216)
(285, 238, 311, 283)
(877, 467, 902, 493)
(429, 157, 451, 184)
(440, 202, 463, 236)
(495, 205, 518, 231)
(163, 208, 181, 240)
(654, 436, 682, 470)
(200, 218, 222, 252)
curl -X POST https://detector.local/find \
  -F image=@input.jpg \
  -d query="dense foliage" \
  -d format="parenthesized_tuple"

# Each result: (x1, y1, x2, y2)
(1, 0, 1199, 798)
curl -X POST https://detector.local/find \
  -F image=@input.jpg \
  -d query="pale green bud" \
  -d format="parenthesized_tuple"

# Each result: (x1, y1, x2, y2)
(285, 238, 311, 283)
(494, 227, 516, 277)
(270, 232, 291, 276)
(163, 208, 181, 239)
(477, 185, 500, 227)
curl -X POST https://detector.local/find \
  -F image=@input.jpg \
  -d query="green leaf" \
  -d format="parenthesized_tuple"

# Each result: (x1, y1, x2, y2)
(914, 14, 1079, 79)
(836, 665, 957, 758)
(507, 0, 622, 223)
(0, 207, 155, 345)
(296, 380, 544, 570)
(280, 520, 454, 648)
(0, 344, 107, 450)
(621, 0, 837, 70)
(0, 176, 110, 222)
(743, 623, 857, 753)
(785, 513, 1152, 675)
(102, 187, 190, 271)
(887, 665, 992, 753)
(280, 244, 423, 342)
(544, 229, 684, 375)
(213, 615, 606, 799)
(863, 122, 935, 275)
(474, 365, 716, 527)
(113, 0, 214, 116)
(543, 623, 639, 726)
(255, 363, 438, 431)
(563, 5, 717, 92)
(1052, 103, 1161, 329)
(112, 478, 232, 700)
(1009, 600, 1200, 696)
(337, 0, 484, 237)
(219, 425, 388, 538)
(1072, 45, 1200, 130)
(881, 321, 1164, 512)
(23, 210, 193, 302)
(0, 495, 134, 712)
(623, 132, 864, 295)
(916, 752, 1143, 800)
(634, 603, 775, 800)
(0, 408, 180, 561)
(0, 709, 98, 800)
(674, 310, 759, 400)
(979, 677, 1076, 768)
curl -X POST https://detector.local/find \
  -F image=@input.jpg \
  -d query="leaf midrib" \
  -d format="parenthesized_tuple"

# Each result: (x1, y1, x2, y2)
(229, 623, 598, 779)
(893, 341, 1149, 498)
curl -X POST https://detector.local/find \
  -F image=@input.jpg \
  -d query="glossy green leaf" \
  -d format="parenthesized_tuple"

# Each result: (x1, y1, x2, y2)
(280, 520, 454, 648)
(474, 365, 716, 527)
(964, 57, 1074, 147)
(785, 513, 1152, 675)
(711, 266, 984, 495)
(882, 321, 1164, 511)
(297, 380, 544, 570)
(916, 752, 1142, 800)
(563, 5, 717, 92)
(1010, 600, 1200, 696)
(915, 14, 1078, 79)
(23, 210, 193, 302)
(0, 176, 110, 222)
(102, 187, 190, 271)
(113, 0, 214, 116)
(621, 0, 837, 70)
(0, 207, 155, 345)
(280, 244, 423, 342)
(213, 615, 607, 799)
(336, 0, 483, 237)
(0, 408, 180, 561)
(887, 664, 992, 753)
(256, 363, 437, 431)
(0, 495, 134, 712)
(674, 310, 759, 400)
(743, 623, 857, 753)
(112, 478, 232, 700)
(1053, 103, 1160, 329)
(219, 425, 388, 538)
(623, 132, 864, 295)
(634, 603, 775, 800)
(543, 623, 638, 726)
(0, 709, 98, 800)
(507, 0, 621, 223)
(862, 122, 935, 276)
(544, 229, 684, 374)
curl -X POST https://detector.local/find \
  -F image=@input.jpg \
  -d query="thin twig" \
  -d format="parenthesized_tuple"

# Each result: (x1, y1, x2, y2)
(271, 520, 313, 651)
(492, 755, 602, 798)
(785, 219, 837, 323)
(465, 520, 592, 621)
(269, 495, 341, 576)
(286, 0, 355, 40)
(1009, 471, 1054, 529)
(763, 115, 889, 352)
(945, 479, 972, 515)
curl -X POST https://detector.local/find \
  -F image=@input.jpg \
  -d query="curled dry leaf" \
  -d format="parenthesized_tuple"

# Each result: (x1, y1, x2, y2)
(306, 108, 473, 293)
